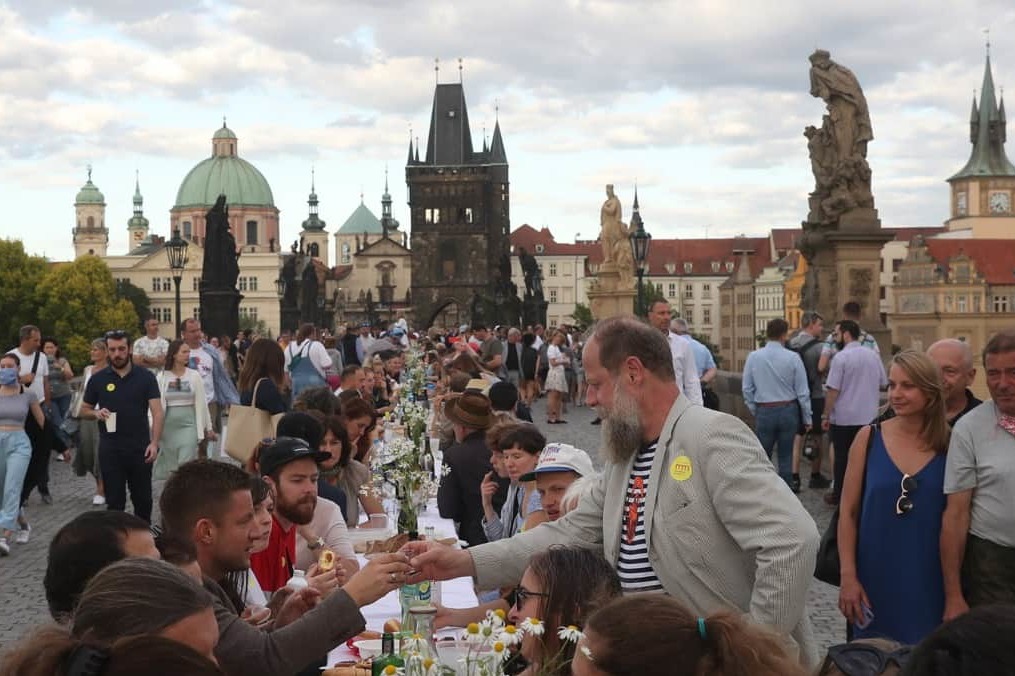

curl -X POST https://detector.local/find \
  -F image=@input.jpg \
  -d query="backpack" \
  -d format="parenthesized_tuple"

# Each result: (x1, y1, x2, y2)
(789, 336, 821, 390)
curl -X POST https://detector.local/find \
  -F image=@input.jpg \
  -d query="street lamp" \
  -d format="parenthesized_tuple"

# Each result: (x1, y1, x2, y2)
(165, 228, 189, 338)
(275, 277, 286, 336)
(628, 190, 651, 316)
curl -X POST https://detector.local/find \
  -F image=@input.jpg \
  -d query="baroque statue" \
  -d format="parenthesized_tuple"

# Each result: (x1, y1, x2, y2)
(599, 184, 635, 286)
(518, 247, 543, 298)
(803, 50, 876, 231)
(201, 194, 240, 290)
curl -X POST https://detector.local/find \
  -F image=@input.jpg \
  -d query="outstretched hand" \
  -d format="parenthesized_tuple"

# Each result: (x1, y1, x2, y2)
(401, 540, 474, 585)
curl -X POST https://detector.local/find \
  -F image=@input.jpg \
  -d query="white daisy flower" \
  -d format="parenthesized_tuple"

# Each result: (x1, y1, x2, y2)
(498, 624, 523, 646)
(520, 617, 545, 636)
(492, 641, 510, 662)
(580, 644, 595, 662)
(558, 625, 584, 643)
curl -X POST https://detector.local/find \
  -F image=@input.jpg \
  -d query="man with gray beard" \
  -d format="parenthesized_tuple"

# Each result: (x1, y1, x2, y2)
(403, 316, 821, 669)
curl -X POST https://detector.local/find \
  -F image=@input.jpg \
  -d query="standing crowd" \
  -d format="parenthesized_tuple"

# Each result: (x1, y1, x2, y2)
(2, 307, 1015, 676)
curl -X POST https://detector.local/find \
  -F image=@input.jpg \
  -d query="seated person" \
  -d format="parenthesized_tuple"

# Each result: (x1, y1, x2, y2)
(482, 423, 547, 542)
(338, 397, 386, 527)
(1, 634, 223, 676)
(506, 546, 621, 676)
(437, 392, 507, 548)
(44, 511, 159, 623)
(572, 595, 808, 676)
(158, 457, 412, 676)
(488, 381, 533, 422)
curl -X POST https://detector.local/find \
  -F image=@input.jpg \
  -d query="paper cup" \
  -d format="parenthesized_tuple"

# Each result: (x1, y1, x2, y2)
(105, 412, 117, 433)
(367, 513, 388, 529)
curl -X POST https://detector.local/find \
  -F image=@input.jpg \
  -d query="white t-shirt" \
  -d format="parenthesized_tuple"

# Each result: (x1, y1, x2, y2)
(285, 340, 333, 378)
(189, 346, 215, 404)
(7, 348, 48, 401)
(294, 497, 356, 572)
(667, 332, 702, 406)
(133, 335, 169, 373)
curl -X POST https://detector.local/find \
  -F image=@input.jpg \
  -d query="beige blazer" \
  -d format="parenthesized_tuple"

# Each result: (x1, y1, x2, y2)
(471, 394, 821, 668)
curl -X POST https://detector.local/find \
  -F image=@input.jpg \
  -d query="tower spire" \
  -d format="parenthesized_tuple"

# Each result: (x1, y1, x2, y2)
(949, 43, 1015, 180)
(301, 166, 326, 232)
(133, 170, 143, 214)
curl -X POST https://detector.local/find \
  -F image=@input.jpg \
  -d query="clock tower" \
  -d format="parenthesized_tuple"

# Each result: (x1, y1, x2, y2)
(947, 49, 1015, 238)
(126, 172, 150, 249)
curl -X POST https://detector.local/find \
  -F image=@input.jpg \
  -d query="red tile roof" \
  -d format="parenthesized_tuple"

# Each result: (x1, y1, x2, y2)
(886, 226, 948, 242)
(923, 239, 1015, 285)
(510, 225, 773, 278)
(771, 228, 799, 254)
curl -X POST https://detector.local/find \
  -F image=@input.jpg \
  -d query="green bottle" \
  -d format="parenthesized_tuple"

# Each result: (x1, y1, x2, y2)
(372, 632, 404, 676)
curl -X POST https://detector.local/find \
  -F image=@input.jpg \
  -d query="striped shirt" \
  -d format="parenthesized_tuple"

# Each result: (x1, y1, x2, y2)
(617, 441, 664, 593)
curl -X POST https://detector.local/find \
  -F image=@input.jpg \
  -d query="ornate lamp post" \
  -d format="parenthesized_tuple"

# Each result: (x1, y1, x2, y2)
(164, 228, 189, 338)
(628, 191, 651, 317)
(274, 277, 286, 336)
(316, 295, 325, 329)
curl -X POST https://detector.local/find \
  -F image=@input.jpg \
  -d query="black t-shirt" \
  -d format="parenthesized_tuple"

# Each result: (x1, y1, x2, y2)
(83, 364, 161, 451)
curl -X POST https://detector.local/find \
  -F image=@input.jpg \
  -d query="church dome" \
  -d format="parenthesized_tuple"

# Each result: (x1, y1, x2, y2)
(75, 168, 105, 205)
(174, 123, 275, 209)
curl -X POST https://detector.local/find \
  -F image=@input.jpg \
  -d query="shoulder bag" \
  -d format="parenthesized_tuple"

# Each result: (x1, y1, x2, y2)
(814, 424, 877, 586)
(224, 378, 283, 463)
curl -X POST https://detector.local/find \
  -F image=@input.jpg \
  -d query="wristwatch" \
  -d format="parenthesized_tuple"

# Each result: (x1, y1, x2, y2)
(307, 537, 325, 551)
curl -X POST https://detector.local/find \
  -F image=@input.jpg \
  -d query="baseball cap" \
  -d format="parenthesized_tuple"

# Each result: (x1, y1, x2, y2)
(258, 436, 330, 477)
(520, 443, 595, 482)
(390, 327, 406, 338)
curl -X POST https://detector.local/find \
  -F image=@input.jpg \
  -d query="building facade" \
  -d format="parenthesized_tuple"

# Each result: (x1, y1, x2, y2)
(406, 79, 511, 327)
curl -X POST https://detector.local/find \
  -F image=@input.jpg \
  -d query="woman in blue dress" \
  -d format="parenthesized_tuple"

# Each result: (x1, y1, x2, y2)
(838, 350, 950, 644)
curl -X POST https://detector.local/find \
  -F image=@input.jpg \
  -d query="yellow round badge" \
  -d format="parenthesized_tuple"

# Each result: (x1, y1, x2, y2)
(670, 455, 693, 482)
(105, 383, 116, 392)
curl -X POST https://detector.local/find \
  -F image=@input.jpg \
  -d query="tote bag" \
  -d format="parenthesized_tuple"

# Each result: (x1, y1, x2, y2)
(224, 378, 282, 463)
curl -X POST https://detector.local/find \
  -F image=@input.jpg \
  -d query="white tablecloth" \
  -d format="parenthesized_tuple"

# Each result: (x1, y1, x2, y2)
(327, 502, 476, 665)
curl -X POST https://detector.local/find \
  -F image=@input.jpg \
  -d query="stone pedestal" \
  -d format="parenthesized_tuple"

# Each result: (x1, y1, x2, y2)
(521, 294, 547, 328)
(587, 263, 636, 320)
(199, 288, 242, 342)
(803, 209, 893, 354)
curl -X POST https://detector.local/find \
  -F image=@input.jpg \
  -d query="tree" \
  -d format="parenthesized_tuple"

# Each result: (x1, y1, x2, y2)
(238, 315, 269, 338)
(115, 279, 151, 327)
(570, 303, 594, 330)
(37, 257, 140, 368)
(691, 331, 723, 369)
(639, 282, 666, 315)
(0, 239, 47, 349)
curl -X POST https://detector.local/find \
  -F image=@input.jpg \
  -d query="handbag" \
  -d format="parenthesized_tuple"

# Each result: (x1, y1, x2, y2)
(224, 378, 282, 463)
(814, 424, 877, 586)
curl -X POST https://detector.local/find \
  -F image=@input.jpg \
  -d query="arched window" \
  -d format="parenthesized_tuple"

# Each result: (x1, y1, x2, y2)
(246, 221, 258, 245)
(309, 242, 320, 258)
(87, 216, 95, 228)
(183, 221, 192, 239)
(341, 242, 351, 264)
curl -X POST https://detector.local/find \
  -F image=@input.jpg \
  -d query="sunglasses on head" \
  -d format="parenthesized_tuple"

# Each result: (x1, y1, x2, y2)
(896, 473, 917, 515)
(104, 330, 128, 340)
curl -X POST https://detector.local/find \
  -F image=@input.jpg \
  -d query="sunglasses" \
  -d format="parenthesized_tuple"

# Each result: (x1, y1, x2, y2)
(104, 330, 128, 340)
(513, 585, 549, 608)
(896, 474, 917, 515)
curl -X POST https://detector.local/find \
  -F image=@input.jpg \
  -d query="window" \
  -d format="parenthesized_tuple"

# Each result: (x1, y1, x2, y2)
(341, 243, 351, 264)
(957, 295, 967, 313)
(239, 277, 247, 292)
(151, 277, 160, 292)
(549, 263, 557, 277)
(192, 307, 201, 319)
(703, 307, 711, 324)
(162, 277, 172, 292)
(239, 307, 259, 320)
(684, 284, 694, 299)
(182, 221, 192, 239)
(668, 283, 677, 297)
(994, 295, 1010, 313)
(246, 221, 258, 245)
(686, 309, 694, 325)
(683, 262, 693, 273)
(192, 277, 199, 291)
(465, 208, 474, 223)
(425, 208, 440, 224)
(702, 283, 711, 298)
(87, 216, 95, 228)
(656, 283, 663, 295)
(725, 262, 734, 272)
(549, 288, 558, 303)
(892, 259, 903, 273)
(711, 261, 720, 272)
(535, 244, 544, 253)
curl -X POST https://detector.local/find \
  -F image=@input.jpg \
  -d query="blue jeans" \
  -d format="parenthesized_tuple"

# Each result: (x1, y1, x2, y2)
(47, 393, 72, 448)
(0, 430, 32, 531)
(754, 403, 799, 484)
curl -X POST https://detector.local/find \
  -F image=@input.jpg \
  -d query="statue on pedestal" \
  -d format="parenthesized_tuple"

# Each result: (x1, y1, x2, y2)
(201, 195, 240, 290)
(598, 184, 635, 287)
(518, 247, 543, 298)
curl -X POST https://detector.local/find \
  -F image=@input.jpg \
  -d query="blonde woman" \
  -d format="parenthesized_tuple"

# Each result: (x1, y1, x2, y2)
(838, 350, 950, 644)
(544, 331, 570, 424)
(73, 339, 107, 505)
(154, 340, 213, 481)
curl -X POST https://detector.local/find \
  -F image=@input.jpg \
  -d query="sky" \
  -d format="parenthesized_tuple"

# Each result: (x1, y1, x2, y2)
(0, 0, 1013, 264)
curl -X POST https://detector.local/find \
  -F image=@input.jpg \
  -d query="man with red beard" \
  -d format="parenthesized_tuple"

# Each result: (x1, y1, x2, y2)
(404, 316, 821, 669)
(249, 436, 330, 593)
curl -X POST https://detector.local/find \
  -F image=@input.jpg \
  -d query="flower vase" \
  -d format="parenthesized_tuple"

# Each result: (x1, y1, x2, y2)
(398, 493, 419, 537)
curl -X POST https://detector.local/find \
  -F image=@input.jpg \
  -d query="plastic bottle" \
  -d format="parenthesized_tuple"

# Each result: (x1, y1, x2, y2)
(285, 569, 309, 591)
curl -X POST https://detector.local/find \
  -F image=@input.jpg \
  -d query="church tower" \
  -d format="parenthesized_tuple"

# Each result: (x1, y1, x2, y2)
(72, 166, 109, 258)
(299, 168, 329, 264)
(947, 46, 1015, 237)
(127, 172, 150, 249)
(406, 68, 510, 326)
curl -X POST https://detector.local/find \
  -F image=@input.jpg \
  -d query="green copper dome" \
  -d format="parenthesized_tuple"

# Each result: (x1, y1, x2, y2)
(336, 202, 383, 234)
(174, 124, 274, 208)
(75, 168, 105, 205)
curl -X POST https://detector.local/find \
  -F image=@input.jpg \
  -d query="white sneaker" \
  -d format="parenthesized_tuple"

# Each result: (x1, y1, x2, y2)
(0, 537, 9, 556)
(15, 524, 30, 544)
(92, 495, 106, 506)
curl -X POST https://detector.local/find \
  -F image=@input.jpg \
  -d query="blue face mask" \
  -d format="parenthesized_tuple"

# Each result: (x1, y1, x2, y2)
(0, 367, 18, 386)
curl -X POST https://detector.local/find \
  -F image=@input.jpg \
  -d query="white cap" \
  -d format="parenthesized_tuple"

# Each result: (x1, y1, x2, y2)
(520, 443, 595, 481)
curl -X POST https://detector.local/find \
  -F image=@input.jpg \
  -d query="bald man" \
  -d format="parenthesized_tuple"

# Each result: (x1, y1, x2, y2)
(927, 339, 981, 426)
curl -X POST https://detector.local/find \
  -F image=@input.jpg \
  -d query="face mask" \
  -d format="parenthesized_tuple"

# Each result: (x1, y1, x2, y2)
(0, 367, 18, 386)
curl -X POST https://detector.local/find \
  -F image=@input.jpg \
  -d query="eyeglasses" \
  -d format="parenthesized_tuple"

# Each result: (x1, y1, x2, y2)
(104, 330, 128, 340)
(896, 474, 917, 515)
(513, 585, 549, 608)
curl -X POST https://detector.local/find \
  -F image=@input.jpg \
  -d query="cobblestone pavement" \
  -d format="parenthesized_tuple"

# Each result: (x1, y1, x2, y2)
(0, 398, 844, 653)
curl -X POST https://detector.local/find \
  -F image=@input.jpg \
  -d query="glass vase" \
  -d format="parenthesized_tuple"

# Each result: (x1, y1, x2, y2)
(397, 492, 419, 537)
